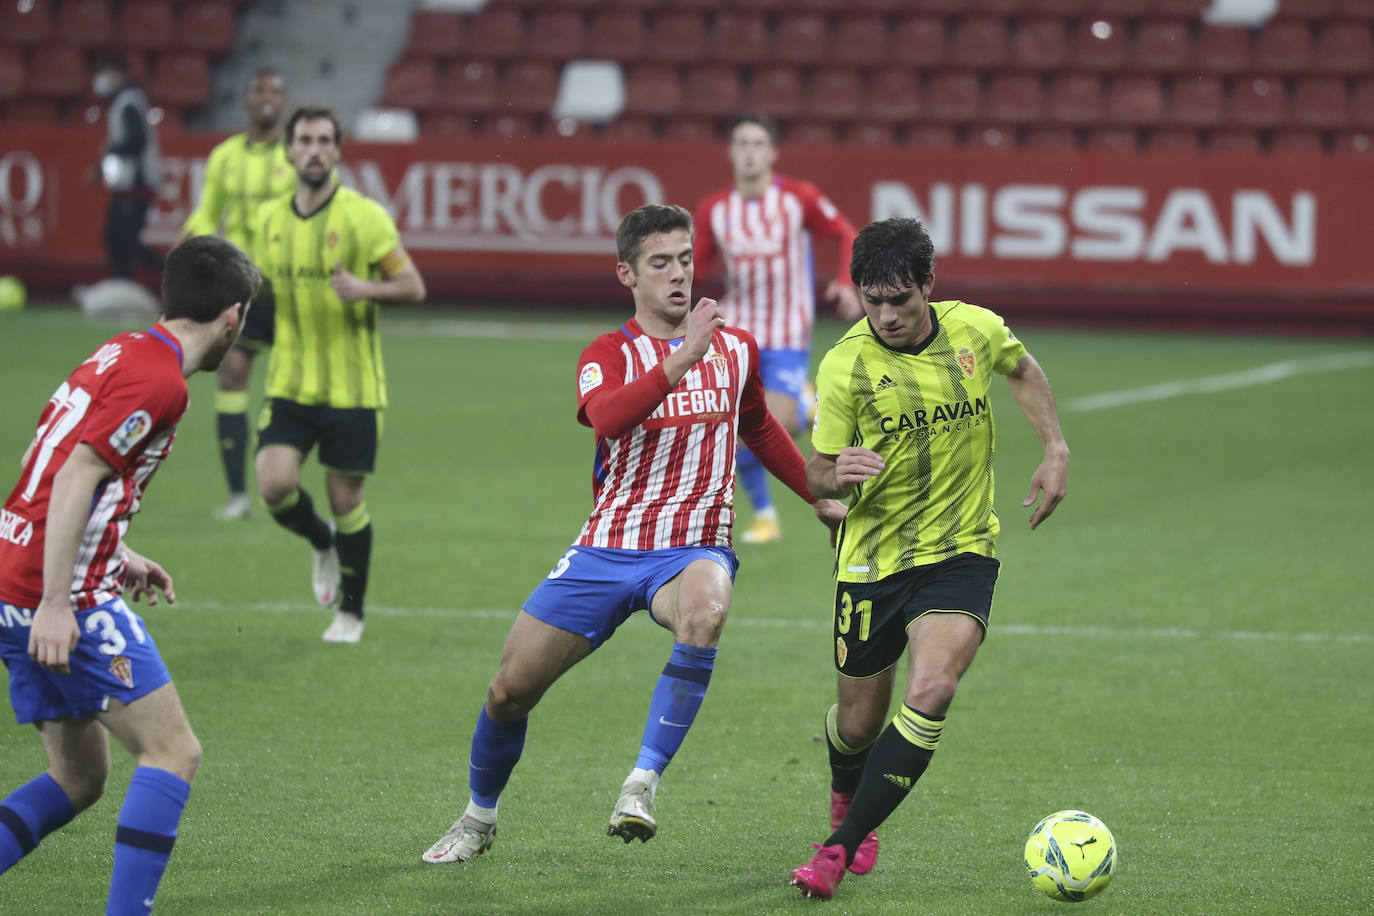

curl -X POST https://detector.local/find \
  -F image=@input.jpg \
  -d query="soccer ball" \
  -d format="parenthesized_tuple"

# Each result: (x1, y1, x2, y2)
(1024, 809, 1116, 902)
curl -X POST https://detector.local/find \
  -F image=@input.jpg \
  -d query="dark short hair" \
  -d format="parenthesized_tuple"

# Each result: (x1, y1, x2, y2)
(730, 111, 780, 145)
(246, 67, 284, 96)
(850, 218, 936, 291)
(162, 236, 261, 323)
(616, 204, 693, 267)
(285, 105, 342, 148)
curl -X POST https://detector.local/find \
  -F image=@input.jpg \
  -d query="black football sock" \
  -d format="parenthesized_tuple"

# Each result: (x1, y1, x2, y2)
(214, 390, 248, 494)
(267, 488, 333, 550)
(826, 703, 873, 797)
(334, 504, 372, 618)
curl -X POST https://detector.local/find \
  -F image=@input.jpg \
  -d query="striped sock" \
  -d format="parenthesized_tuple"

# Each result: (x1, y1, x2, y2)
(334, 503, 372, 617)
(214, 389, 249, 496)
(108, 767, 190, 914)
(0, 774, 75, 874)
(267, 487, 333, 551)
(825, 704, 873, 797)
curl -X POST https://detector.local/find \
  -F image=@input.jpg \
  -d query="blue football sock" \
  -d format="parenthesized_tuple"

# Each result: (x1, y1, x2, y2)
(107, 767, 190, 916)
(737, 445, 772, 513)
(0, 773, 75, 874)
(635, 643, 717, 773)
(468, 707, 528, 809)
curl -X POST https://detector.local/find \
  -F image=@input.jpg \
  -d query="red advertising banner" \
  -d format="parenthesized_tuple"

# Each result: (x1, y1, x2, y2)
(2, 126, 1371, 322)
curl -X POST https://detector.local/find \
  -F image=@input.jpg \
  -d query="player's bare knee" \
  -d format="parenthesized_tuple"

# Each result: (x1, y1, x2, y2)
(486, 678, 534, 720)
(48, 762, 107, 812)
(674, 600, 729, 646)
(905, 672, 959, 715)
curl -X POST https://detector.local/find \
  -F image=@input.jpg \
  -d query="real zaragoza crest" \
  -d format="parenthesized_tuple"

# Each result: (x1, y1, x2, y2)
(957, 347, 976, 378)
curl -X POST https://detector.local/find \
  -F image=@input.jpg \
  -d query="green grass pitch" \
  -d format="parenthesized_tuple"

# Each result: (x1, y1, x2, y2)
(1, 305, 1371, 914)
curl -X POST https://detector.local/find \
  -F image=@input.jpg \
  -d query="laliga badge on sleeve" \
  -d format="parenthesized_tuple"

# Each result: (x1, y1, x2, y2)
(109, 410, 153, 456)
(579, 362, 603, 397)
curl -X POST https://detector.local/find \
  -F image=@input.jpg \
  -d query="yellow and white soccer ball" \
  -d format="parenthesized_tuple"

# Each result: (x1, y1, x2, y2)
(1024, 809, 1116, 902)
(0, 275, 25, 312)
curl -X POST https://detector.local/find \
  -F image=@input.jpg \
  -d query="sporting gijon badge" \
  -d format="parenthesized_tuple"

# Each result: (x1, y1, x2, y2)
(579, 362, 604, 397)
(108, 410, 153, 455)
(109, 655, 134, 688)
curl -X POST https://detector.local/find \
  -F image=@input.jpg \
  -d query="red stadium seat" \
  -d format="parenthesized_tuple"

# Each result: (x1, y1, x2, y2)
(1028, 0, 1092, 13)
(1024, 126, 1079, 150)
(924, 71, 982, 124)
(6, 98, 62, 122)
(1331, 130, 1372, 154)
(0, 46, 24, 102)
(1105, 74, 1165, 125)
(661, 117, 715, 142)
(950, 17, 1009, 69)
(851, 0, 917, 11)
(905, 124, 959, 147)
(986, 73, 1044, 125)
(173, 2, 236, 55)
(1209, 128, 1262, 152)
(1045, 73, 1104, 125)
(621, 63, 681, 117)
(849, 123, 896, 145)
(1069, 19, 1129, 71)
(1191, 27, 1252, 75)
(1095, 0, 1150, 15)
(150, 52, 212, 108)
(746, 66, 803, 120)
(680, 64, 742, 118)
(1147, 127, 1201, 152)
(423, 113, 478, 138)
(803, 67, 862, 122)
(1253, 21, 1313, 74)
(115, 0, 175, 53)
(1311, 21, 1374, 75)
(968, 0, 1024, 12)
(603, 116, 657, 142)
(1226, 75, 1287, 128)
(586, 10, 647, 62)
(504, 61, 560, 115)
(0, 0, 54, 45)
(1274, 0, 1336, 18)
(379, 58, 439, 111)
(404, 10, 462, 59)
(787, 119, 839, 143)
(772, 13, 830, 66)
(1086, 126, 1139, 152)
(891, 17, 947, 69)
(966, 123, 1018, 151)
(464, 8, 525, 60)
(526, 10, 587, 61)
(1353, 76, 1374, 126)
(53, 0, 112, 49)
(1335, 0, 1374, 17)
(644, 12, 707, 64)
(1168, 74, 1224, 126)
(708, 11, 770, 64)
(867, 67, 921, 123)
(1270, 128, 1326, 152)
(436, 61, 498, 114)
(1131, 20, 1191, 72)
(1291, 75, 1350, 128)
(1011, 18, 1069, 70)
(1150, 0, 1210, 16)
(832, 17, 888, 68)
(23, 45, 85, 100)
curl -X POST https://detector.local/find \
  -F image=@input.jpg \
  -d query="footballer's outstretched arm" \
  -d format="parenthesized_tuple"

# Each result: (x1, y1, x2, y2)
(1006, 353, 1070, 529)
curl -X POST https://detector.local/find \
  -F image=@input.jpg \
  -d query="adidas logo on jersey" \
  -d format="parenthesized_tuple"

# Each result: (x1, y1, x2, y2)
(883, 773, 913, 790)
(875, 374, 897, 392)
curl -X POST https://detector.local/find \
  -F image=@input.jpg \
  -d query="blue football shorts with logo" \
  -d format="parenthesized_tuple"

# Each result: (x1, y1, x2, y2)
(523, 545, 740, 649)
(832, 553, 1000, 678)
(0, 596, 171, 724)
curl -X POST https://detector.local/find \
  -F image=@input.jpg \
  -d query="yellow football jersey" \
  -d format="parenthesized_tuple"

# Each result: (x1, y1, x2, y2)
(181, 133, 294, 254)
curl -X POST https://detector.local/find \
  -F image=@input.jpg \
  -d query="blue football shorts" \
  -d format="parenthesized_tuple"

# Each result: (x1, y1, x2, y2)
(758, 348, 811, 402)
(0, 596, 172, 724)
(522, 544, 740, 649)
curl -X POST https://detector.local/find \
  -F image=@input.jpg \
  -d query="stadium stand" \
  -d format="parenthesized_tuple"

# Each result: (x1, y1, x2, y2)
(2, 0, 1371, 155)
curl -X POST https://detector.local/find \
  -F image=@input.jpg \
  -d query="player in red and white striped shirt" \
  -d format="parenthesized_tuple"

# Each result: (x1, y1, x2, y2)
(422, 205, 847, 866)
(0, 236, 259, 909)
(694, 113, 862, 544)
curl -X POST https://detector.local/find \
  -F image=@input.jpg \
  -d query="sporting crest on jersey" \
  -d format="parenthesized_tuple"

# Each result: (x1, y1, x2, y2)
(836, 636, 848, 668)
(579, 362, 604, 397)
(706, 345, 727, 379)
(326, 230, 340, 251)
(108, 410, 153, 456)
(957, 347, 976, 378)
(109, 655, 133, 688)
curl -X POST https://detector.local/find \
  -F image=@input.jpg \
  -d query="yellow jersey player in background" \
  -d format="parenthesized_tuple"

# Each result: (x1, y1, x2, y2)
(790, 217, 1070, 900)
(252, 105, 426, 644)
(180, 68, 295, 520)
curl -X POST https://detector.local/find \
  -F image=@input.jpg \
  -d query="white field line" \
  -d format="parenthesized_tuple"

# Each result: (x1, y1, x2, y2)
(1064, 350, 1374, 413)
(173, 599, 1370, 645)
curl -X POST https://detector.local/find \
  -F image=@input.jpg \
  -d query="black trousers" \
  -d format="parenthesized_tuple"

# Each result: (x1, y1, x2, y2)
(104, 195, 163, 279)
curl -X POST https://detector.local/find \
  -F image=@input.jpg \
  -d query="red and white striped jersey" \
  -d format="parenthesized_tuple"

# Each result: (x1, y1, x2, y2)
(0, 326, 188, 611)
(574, 320, 766, 550)
(694, 174, 857, 351)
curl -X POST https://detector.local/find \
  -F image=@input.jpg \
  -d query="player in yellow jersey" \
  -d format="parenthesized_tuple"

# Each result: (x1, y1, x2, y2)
(790, 218, 1070, 900)
(252, 106, 426, 644)
(180, 68, 295, 520)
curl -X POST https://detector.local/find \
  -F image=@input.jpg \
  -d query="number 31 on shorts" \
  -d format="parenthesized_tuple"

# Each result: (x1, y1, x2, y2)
(837, 591, 872, 642)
